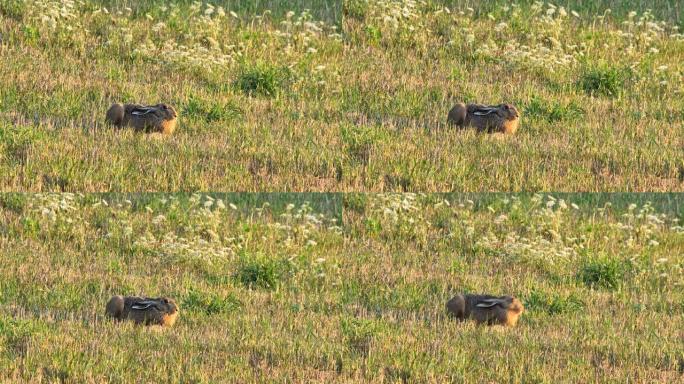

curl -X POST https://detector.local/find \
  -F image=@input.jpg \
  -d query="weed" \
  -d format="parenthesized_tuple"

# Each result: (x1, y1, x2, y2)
(343, 194, 368, 215)
(340, 317, 384, 356)
(234, 256, 287, 290)
(578, 256, 629, 290)
(0, 125, 45, 166)
(525, 290, 585, 314)
(343, 0, 369, 21)
(340, 124, 382, 165)
(233, 63, 292, 98)
(0, 194, 27, 213)
(183, 96, 243, 123)
(183, 289, 242, 315)
(525, 97, 585, 122)
(578, 64, 630, 97)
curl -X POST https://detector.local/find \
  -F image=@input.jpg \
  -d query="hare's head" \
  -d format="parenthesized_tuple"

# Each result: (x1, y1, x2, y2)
(499, 104, 519, 120)
(507, 297, 524, 314)
(157, 104, 178, 120)
(154, 297, 179, 326)
(155, 297, 179, 314)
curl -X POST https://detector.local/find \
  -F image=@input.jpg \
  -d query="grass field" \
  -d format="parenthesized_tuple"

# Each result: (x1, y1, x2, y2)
(0, 0, 682, 192)
(1, 192, 683, 382)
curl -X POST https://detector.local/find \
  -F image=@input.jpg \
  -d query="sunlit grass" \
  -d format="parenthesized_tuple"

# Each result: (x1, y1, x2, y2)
(0, 192, 683, 381)
(0, 1, 681, 191)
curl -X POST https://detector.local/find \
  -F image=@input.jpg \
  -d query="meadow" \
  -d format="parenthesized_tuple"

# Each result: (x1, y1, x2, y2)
(0, 192, 683, 382)
(0, 0, 681, 192)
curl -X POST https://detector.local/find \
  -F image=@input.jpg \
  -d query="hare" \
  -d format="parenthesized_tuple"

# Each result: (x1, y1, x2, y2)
(105, 295, 179, 327)
(447, 103, 520, 134)
(446, 294, 524, 327)
(106, 103, 178, 135)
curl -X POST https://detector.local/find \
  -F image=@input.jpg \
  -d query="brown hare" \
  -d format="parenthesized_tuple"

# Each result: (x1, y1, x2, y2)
(447, 103, 520, 134)
(106, 103, 178, 135)
(105, 295, 179, 327)
(446, 294, 524, 327)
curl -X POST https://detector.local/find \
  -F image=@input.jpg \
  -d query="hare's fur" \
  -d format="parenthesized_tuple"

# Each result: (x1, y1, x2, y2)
(106, 103, 178, 135)
(446, 294, 524, 327)
(447, 103, 520, 134)
(105, 295, 179, 327)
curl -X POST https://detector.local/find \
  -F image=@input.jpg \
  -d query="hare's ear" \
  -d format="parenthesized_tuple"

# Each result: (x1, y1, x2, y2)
(131, 302, 154, 310)
(479, 297, 510, 307)
(475, 300, 499, 308)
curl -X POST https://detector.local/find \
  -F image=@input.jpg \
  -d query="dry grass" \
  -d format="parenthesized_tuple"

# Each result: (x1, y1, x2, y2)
(0, 192, 683, 382)
(0, 0, 682, 191)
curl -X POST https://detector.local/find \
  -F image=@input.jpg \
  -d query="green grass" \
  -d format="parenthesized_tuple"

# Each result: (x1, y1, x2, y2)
(182, 288, 243, 315)
(578, 254, 630, 290)
(234, 254, 289, 290)
(0, 1, 682, 191)
(525, 96, 585, 123)
(578, 64, 631, 97)
(0, 192, 683, 382)
(233, 63, 293, 98)
(525, 290, 585, 315)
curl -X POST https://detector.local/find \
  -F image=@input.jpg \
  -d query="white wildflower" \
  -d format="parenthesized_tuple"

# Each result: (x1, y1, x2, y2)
(152, 215, 166, 225)
(494, 214, 508, 224)
(216, 200, 226, 210)
(495, 22, 508, 32)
